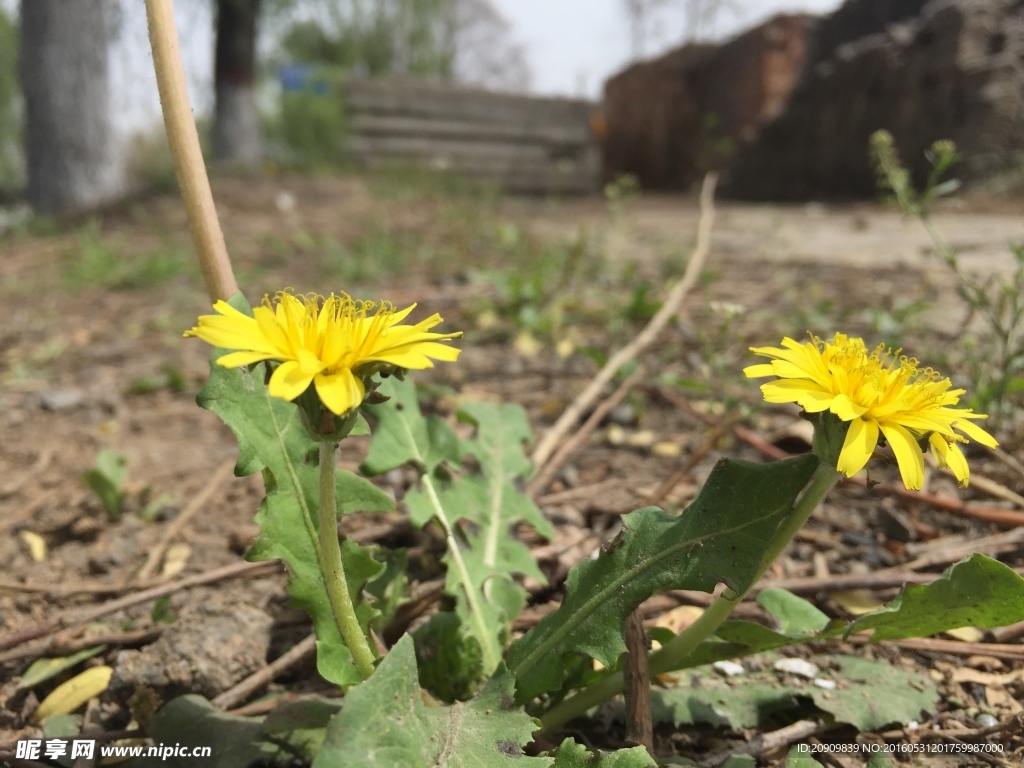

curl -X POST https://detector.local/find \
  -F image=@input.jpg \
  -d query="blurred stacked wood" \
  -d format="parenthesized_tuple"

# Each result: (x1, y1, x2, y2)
(726, 0, 1024, 199)
(342, 79, 600, 195)
(602, 14, 812, 190)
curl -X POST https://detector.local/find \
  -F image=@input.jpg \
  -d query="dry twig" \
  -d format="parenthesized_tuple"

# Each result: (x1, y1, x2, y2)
(530, 173, 718, 473)
(0, 559, 282, 654)
(212, 633, 317, 710)
(136, 459, 235, 582)
(622, 611, 654, 755)
(527, 366, 646, 495)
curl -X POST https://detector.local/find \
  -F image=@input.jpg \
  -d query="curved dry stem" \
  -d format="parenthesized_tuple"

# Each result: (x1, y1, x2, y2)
(530, 172, 718, 475)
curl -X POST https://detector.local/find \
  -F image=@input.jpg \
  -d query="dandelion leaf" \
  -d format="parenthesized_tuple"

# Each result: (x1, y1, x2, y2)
(125, 696, 282, 765)
(314, 635, 551, 768)
(507, 455, 818, 700)
(848, 554, 1024, 641)
(367, 388, 551, 671)
(650, 655, 935, 731)
(550, 738, 656, 767)
(360, 377, 461, 475)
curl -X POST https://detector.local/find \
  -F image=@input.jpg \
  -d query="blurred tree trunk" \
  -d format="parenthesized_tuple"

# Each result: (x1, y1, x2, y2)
(214, 0, 262, 166)
(20, 0, 122, 215)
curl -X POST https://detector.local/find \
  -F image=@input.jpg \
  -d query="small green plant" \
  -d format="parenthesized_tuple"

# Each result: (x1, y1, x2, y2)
(63, 222, 190, 292)
(82, 448, 129, 521)
(871, 130, 1024, 423)
(128, 365, 187, 396)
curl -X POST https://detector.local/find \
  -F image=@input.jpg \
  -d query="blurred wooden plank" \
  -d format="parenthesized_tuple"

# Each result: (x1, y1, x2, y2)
(349, 115, 590, 146)
(340, 77, 600, 194)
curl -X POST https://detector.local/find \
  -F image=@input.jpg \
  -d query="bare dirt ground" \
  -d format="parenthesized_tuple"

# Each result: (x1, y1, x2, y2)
(1, 173, 1023, 766)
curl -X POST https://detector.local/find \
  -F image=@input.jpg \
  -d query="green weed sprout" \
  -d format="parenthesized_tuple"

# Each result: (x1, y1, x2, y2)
(81, 448, 129, 521)
(871, 129, 1024, 423)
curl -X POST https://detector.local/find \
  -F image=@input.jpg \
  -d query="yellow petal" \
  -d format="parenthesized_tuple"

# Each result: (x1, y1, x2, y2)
(743, 363, 775, 378)
(880, 421, 925, 491)
(216, 350, 277, 368)
(759, 378, 825, 404)
(187, 314, 276, 353)
(315, 369, 365, 415)
(929, 433, 970, 487)
(268, 360, 314, 402)
(830, 393, 868, 421)
(388, 303, 418, 325)
(837, 417, 877, 478)
(253, 305, 291, 354)
(948, 414, 998, 448)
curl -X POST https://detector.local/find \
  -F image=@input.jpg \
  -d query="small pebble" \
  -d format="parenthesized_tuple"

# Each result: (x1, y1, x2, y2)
(712, 661, 745, 677)
(813, 678, 836, 689)
(774, 658, 820, 678)
(605, 404, 638, 427)
(40, 389, 85, 411)
(976, 713, 999, 728)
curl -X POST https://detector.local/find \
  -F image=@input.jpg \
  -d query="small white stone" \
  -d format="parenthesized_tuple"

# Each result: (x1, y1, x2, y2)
(976, 714, 999, 728)
(712, 661, 746, 677)
(773, 658, 819, 678)
(813, 678, 836, 689)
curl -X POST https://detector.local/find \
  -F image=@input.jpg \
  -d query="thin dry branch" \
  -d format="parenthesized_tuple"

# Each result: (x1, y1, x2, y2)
(212, 633, 317, 710)
(527, 365, 646, 495)
(530, 173, 718, 473)
(136, 459, 235, 582)
(0, 560, 282, 654)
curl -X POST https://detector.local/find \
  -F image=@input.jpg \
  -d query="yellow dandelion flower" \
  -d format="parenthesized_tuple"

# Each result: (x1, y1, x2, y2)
(186, 290, 461, 416)
(744, 333, 997, 490)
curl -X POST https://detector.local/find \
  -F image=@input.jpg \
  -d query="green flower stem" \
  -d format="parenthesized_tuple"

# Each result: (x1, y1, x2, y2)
(421, 471, 503, 674)
(538, 460, 843, 736)
(318, 441, 377, 680)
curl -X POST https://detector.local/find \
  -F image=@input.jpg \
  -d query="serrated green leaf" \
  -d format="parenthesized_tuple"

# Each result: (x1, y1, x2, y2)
(550, 737, 656, 767)
(866, 753, 894, 768)
(315, 635, 551, 768)
(361, 377, 461, 475)
(668, 556, 1024, 674)
(366, 385, 545, 675)
(337, 468, 394, 514)
(458, 401, 535, 482)
(18, 646, 106, 691)
(194, 297, 392, 686)
(262, 698, 342, 761)
(849, 554, 1024, 642)
(507, 455, 818, 700)
(758, 589, 830, 636)
(650, 655, 936, 732)
(414, 612, 484, 702)
(651, 683, 800, 729)
(810, 656, 936, 730)
(126, 695, 283, 768)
